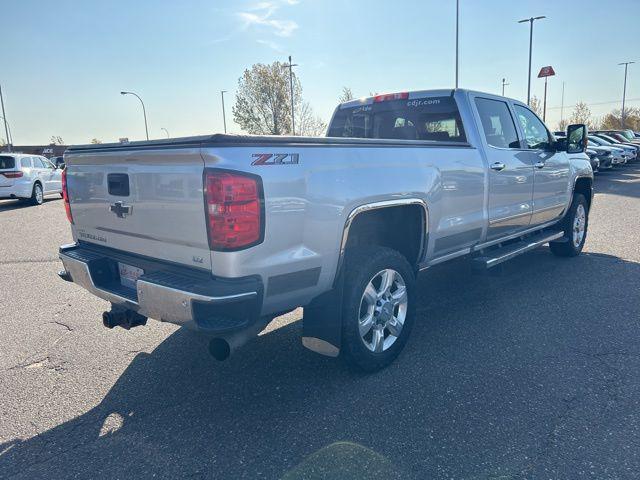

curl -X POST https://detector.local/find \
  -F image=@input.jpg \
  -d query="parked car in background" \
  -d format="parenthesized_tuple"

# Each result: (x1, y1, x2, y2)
(0, 153, 63, 205)
(585, 148, 600, 172)
(586, 145, 614, 169)
(598, 129, 640, 145)
(588, 135, 628, 165)
(592, 133, 638, 161)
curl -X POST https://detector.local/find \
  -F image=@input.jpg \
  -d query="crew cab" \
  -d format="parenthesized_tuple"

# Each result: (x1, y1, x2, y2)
(58, 89, 593, 371)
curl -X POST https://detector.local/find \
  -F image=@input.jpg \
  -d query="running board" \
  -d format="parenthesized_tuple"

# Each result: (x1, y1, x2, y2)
(472, 231, 564, 270)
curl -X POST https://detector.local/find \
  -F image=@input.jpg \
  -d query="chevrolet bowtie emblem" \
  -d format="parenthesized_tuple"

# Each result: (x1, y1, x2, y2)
(109, 201, 133, 218)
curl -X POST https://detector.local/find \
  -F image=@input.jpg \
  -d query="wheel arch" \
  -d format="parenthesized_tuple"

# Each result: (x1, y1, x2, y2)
(573, 176, 593, 210)
(335, 199, 429, 283)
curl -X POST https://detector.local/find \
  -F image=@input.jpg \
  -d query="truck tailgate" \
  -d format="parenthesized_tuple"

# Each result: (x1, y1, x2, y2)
(65, 146, 212, 270)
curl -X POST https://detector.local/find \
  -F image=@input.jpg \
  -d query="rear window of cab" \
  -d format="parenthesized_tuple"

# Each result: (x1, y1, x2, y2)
(328, 96, 467, 142)
(0, 156, 15, 169)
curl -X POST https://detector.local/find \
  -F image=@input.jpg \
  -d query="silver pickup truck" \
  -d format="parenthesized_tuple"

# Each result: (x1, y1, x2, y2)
(58, 89, 593, 371)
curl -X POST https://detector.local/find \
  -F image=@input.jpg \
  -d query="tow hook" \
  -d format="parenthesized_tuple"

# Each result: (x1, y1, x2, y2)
(102, 307, 147, 330)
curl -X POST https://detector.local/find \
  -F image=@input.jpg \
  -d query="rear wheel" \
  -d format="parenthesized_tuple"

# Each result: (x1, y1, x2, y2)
(549, 193, 588, 257)
(341, 246, 416, 372)
(30, 183, 43, 206)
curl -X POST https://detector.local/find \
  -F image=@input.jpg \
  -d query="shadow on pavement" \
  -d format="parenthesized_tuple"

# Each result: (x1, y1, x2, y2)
(0, 198, 61, 212)
(2, 250, 640, 479)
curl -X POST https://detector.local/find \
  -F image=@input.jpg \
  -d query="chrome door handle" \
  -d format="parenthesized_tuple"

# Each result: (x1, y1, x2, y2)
(534, 161, 545, 169)
(490, 162, 505, 171)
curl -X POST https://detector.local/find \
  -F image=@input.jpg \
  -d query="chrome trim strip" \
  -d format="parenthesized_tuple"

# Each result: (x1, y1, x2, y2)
(488, 210, 532, 225)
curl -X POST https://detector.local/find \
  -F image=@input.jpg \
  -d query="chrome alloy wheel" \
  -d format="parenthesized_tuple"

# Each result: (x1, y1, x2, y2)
(573, 203, 586, 248)
(35, 184, 43, 204)
(358, 269, 408, 353)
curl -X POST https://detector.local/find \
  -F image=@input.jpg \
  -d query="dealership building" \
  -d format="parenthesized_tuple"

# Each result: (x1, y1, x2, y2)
(0, 144, 67, 158)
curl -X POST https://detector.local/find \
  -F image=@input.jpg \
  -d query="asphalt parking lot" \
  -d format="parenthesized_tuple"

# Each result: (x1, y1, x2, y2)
(1, 166, 640, 480)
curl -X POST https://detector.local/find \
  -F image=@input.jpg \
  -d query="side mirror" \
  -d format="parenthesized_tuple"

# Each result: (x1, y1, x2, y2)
(566, 124, 588, 154)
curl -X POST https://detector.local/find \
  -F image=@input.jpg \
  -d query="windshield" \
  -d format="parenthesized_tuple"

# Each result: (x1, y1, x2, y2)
(589, 136, 606, 145)
(599, 134, 621, 144)
(328, 96, 467, 142)
(0, 155, 16, 170)
(620, 130, 634, 141)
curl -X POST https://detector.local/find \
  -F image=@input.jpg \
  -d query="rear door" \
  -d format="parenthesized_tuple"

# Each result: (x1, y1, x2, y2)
(65, 145, 211, 270)
(512, 104, 570, 225)
(31, 157, 50, 191)
(471, 95, 534, 239)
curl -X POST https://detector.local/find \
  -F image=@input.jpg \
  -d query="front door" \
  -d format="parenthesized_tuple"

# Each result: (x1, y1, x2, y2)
(512, 104, 570, 226)
(473, 96, 534, 240)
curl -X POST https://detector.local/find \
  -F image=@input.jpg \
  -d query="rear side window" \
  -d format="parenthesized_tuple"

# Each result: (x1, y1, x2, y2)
(21, 157, 33, 168)
(513, 105, 551, 150)
(0, 156, 15, 169)
(328, 96, 467, 142)
(474, 98, 520, 149)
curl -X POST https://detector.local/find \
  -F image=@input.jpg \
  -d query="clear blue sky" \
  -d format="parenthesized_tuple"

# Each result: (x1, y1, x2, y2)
(2, 0, 639, 144)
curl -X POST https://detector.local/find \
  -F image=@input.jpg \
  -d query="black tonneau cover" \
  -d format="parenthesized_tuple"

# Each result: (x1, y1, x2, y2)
(66, 134, 472, 154)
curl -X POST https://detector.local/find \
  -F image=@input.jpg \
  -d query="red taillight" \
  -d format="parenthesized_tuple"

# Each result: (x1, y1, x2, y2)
(205, 171, 263, 250)
(373, 92, 409, 103)
(1, 171, 23, 178)
(61, 168, 73, 223)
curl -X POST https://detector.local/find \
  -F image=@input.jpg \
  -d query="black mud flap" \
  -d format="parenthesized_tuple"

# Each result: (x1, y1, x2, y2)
(301, 271, 344, 357)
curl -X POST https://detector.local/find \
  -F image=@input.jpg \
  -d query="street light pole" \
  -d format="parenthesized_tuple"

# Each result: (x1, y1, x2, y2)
(501, 78, 510, 96)
(161, 127, 170, 138)
(455, 0, 459, 88)
(0, 116, 13, 146)
(283, 56, 298, 135)
(618, 61, 635, 128)
(518, 16, 545, 105)
(221, 90, 227, 134)
(120, 91, 149, 140)
(0, 83, 11, 152)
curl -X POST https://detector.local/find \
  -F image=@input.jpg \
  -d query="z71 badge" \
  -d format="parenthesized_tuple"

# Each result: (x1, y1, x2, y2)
(251, 153, 299, 166)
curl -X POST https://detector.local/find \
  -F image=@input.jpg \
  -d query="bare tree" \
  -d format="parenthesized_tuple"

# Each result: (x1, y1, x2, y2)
(296, 101, 327, 136)
(529, 96, 543, 117)
(90, 138, 102, 144)
(556, 118, 569, 131)
(50, 135, 64, 145)
(339, 87, 354, 103)
(568, 102, 592, 127)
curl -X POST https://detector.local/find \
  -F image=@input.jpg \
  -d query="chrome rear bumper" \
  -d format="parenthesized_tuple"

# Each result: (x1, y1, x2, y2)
(59, 243, 262, 332)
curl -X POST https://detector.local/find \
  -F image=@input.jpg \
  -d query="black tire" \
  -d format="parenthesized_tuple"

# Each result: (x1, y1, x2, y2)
(549, 193, 588, 257)
(30, 183, 43, 206)
(341, 246, 416, 372)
